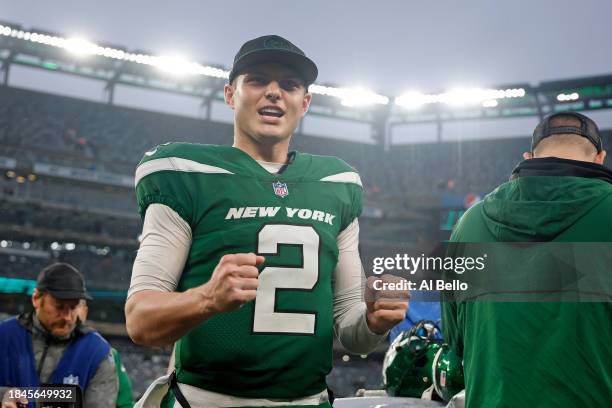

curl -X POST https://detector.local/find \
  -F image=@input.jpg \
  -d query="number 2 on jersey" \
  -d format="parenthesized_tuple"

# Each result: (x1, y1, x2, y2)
(253, 224, 320, 335)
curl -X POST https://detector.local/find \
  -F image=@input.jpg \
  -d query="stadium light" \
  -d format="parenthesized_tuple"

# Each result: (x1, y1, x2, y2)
(444, 89, 485, 106)
(482, 99, 499, 108)
(309, 84, 389, 106)
(0, 23, 530, 110)
(557, 92, 579, 102)
(394, 91, 432, 109)
(340, 88, 389, 107)
(442, 88, 525, 106)
(395, 87, 526, 110)
(64, 37, 99, 56)
(0, 24, 229, 80)
(153, 55, 198, 76)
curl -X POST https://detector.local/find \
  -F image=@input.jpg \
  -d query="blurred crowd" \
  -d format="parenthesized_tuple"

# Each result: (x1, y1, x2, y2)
(0, 86, 565, 199)
(1, 86, 610, 402)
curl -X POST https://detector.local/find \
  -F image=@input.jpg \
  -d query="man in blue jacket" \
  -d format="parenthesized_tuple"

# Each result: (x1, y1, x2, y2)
(0, 263, 117, 408)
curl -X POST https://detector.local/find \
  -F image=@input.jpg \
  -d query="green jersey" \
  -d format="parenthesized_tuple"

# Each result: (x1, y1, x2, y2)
(135, 143, 362, 399)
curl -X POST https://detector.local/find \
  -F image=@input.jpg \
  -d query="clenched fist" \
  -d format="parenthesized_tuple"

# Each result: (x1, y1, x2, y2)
(364, 274, 410, 334)
(199, 253, 265, 314)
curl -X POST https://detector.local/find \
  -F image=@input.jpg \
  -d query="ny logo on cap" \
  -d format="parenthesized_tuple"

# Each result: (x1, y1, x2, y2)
(264, 37, 298, 52)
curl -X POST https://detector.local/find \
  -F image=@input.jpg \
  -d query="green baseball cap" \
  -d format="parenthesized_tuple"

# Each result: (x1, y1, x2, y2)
(228, 35, 318, 86)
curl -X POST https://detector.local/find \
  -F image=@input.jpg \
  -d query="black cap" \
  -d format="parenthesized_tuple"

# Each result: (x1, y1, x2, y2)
(36, 263, 92, 300)
(532, 111, 602, 153)
(228, 35, 318, 86)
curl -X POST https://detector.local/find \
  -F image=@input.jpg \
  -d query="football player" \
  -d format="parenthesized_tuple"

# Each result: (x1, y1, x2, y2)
(125, 35, 409, 408)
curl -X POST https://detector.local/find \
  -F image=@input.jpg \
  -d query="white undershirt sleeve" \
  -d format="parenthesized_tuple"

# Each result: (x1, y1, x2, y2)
(333, 219, 388, 354)
(127, 203, 192, 299)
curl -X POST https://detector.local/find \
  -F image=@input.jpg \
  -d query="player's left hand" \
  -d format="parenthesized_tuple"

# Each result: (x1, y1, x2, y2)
(364, 274, 410, 334)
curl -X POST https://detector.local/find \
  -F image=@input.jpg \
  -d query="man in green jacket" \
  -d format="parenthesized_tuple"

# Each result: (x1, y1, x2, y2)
(442, 112, 612, 407)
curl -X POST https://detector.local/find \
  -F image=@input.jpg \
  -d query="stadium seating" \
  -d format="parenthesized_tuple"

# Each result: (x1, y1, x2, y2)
(2, 84, 610, 400)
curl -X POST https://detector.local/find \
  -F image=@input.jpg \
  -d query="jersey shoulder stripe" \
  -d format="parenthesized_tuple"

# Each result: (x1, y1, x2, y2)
(135, 157, 233, 187)
(138, 142, 234, 167)
(298, 153, 361, 184)
(320, 171, 362, 187)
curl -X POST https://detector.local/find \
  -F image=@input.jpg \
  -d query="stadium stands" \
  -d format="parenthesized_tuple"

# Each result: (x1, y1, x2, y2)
(4, 86, 592, 198)
(2, 84, 610, 399)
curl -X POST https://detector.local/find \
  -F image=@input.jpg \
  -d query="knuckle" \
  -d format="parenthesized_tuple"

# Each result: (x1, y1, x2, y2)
(228, 287, 242, 300)
(220, 254, 234, 264)
(215, 269, 229, 281)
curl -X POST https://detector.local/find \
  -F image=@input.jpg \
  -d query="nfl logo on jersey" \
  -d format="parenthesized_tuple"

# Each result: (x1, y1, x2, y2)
(272, 181, 289, 198)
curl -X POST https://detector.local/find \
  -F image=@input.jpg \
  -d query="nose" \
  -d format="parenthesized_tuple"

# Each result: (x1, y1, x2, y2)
(265, 81, 281, 101)
(60, 306, 75, 319)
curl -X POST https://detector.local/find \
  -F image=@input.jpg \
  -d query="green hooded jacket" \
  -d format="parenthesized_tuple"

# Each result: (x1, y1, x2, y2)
(442, 158, 612, 407)
(112, 348, 135, 408)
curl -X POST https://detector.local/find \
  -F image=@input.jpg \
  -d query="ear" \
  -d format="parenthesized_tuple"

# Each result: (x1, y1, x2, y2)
(594, 149, 606, 165)
(522, 151, 533, 160)
(224, 84, 235, 109)
(32, 289, 43, 309)
(77, 300, 88, 322)
(301, 92, 312, 117)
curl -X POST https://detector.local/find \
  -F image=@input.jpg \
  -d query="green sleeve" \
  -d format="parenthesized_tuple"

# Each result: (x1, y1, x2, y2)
(441, 293, 462, 355)
(309, 154, 363, 231)
(441, 217, 465, 355)
(339, 164, 363, 231)
(135, 144, 195, 226)
(112, 348, 135, 408)
(347, 182, 363, 229)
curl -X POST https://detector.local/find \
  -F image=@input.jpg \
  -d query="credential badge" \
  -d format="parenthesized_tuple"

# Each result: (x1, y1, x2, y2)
(63, 374, 80, 385)
(272, 181, 289, 198)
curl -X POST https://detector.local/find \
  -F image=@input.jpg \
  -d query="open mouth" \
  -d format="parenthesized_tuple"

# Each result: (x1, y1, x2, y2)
(258, 107, 285, 118)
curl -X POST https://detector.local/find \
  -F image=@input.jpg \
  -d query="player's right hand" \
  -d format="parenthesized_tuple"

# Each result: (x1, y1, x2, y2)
(1, 388, 28, 408)
(199, 253, 265, 314)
